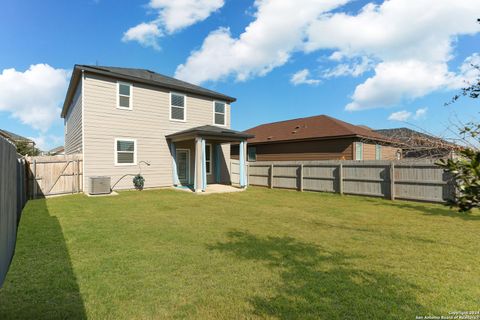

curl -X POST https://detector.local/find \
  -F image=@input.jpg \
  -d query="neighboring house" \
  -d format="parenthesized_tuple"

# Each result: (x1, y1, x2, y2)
(0, 129, 36, 155)
(48, 145, 65, 156)
(61, 65, 252, 193)
(0, 129, 35, 147)
(232, 115, 401, 161)
(375, 127, 462, 159)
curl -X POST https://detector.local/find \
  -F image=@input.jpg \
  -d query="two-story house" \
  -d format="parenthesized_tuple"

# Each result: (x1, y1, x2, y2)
(61, 65, 252, 193)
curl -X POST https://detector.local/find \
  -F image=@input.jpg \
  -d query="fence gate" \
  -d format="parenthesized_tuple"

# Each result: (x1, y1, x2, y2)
(27, 154, 83, 198)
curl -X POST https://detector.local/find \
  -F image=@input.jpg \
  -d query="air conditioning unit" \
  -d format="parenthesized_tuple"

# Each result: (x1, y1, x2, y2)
(88, 176, 111, 195)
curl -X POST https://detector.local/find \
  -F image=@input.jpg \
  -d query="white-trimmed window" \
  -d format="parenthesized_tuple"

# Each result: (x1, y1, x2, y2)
(115, 138, 136, 165)
(248, 146, 256, 162)
(205, 144, 212, 174)
(170, 93, 186, 121)
(375, 144, 382, 160)
(117, 82, 132, 110)
(213, 101, 226, 126)
(355, 142, 363, 160)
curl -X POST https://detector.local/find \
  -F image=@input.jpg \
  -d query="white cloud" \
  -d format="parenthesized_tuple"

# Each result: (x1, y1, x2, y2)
(0, 64, 69, 132)
(150, 0, 224, 33)
(305, 0, 480, 110)
(345, 60, 454, 111)
(174, 0, 480, 114)
(290, 69, 320, 86)
(175, 0, 349, 84)
(414, 107, 427, 120)
(123, 0, 224, 49)
(388, 110, 411, 121)
(122, 22, 162, 50)
(322, 56, 374, 78)
(387, 107, 428, 122)
(28, 134, 63, 151)
(450, 53, 480, 89)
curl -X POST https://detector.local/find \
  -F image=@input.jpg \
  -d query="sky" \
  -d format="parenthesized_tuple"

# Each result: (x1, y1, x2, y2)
(0, 0, 479, 150)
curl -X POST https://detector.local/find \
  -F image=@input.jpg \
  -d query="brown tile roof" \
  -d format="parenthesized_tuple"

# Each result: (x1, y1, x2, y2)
(245, 115, 392, 144)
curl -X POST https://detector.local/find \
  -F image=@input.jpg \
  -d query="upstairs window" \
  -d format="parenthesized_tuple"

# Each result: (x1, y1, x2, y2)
(375, 144, 382, 160)
(205, 144, 212, 174)
(170, 93, 186, 121)
(355, 142, 363, 160)
(214, 101, 226, 126)
(115, 138, 136, 165)
(248, 146, 257, 162)
(118, 82, 132, 109)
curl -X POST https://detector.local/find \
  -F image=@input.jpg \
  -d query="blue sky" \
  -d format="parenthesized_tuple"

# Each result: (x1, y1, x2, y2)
(0, 0, 479, 150)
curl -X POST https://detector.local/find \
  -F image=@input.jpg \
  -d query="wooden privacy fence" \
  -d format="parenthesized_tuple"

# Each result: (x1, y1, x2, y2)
(0, 137, 27, 287)
(242, 160, 455, 203)
(26, 154, 83, 198)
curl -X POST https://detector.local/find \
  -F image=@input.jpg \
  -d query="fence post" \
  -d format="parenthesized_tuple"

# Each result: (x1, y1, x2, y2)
(77, 160, 81, 193)
(299, 164, 303, 192)
(269, 164, 274, 189)
(389, 162, 395, 200)
(32, 159, 36, 200)
(339, 163, 343, 195)
(71, 161, 75, 194)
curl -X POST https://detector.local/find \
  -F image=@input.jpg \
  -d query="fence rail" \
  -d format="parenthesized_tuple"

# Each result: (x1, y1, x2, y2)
(242, 160, 454, 203)
(0, 137, 27, 287)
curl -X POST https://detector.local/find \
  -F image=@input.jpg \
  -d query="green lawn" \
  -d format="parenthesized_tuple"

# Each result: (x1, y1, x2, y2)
(1, 187, 479, 319)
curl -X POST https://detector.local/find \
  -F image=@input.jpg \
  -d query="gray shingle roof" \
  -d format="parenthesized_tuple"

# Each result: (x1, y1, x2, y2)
(375, 128, 458, 148)
(0, 129, 32, 142)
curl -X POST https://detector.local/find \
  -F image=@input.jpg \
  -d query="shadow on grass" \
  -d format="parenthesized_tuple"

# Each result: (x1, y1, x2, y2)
(0, 199, 86, 320)
(362, 197, 480, 221)
(312, 221, 437, 245)
(210, 231, 434, 319)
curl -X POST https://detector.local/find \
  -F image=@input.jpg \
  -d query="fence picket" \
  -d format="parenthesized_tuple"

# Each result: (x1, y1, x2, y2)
(241, 159, 454, 203)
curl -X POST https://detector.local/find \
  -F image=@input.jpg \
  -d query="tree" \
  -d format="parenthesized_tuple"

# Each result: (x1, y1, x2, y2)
(15, 140, 40, 156)
(437, 28, 480, 212)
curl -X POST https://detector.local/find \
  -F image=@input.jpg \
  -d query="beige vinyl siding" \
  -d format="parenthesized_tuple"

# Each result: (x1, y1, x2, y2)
(82, 73, 231, 192)
(64, 83, 83, 154)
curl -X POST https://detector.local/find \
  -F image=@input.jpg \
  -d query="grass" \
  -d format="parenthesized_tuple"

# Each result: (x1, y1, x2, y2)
(1, 187, 479, 319)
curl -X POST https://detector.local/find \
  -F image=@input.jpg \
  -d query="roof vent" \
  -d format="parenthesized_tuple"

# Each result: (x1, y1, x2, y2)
(292, 130, 297, 134)
(267, 136, 274, 140)
(294, 125, 301, 129)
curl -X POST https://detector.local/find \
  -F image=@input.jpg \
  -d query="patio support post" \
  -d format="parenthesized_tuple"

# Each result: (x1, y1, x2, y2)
(215, 144, 221, 183)
(170, 142, 180, 186)
(239, 140, 247, 188)
(194, 137, 204, 192)
(201, 139, 207, 192)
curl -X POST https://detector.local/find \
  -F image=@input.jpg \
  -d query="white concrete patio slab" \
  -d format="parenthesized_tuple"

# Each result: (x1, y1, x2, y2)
(171, 184, 245, 194)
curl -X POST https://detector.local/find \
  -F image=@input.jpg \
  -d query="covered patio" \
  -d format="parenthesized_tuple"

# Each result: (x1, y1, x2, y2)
(166, 125, 253, 193)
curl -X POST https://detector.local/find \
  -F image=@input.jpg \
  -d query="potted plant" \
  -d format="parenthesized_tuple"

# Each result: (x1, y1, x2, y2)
(133, 174, 145, 191)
